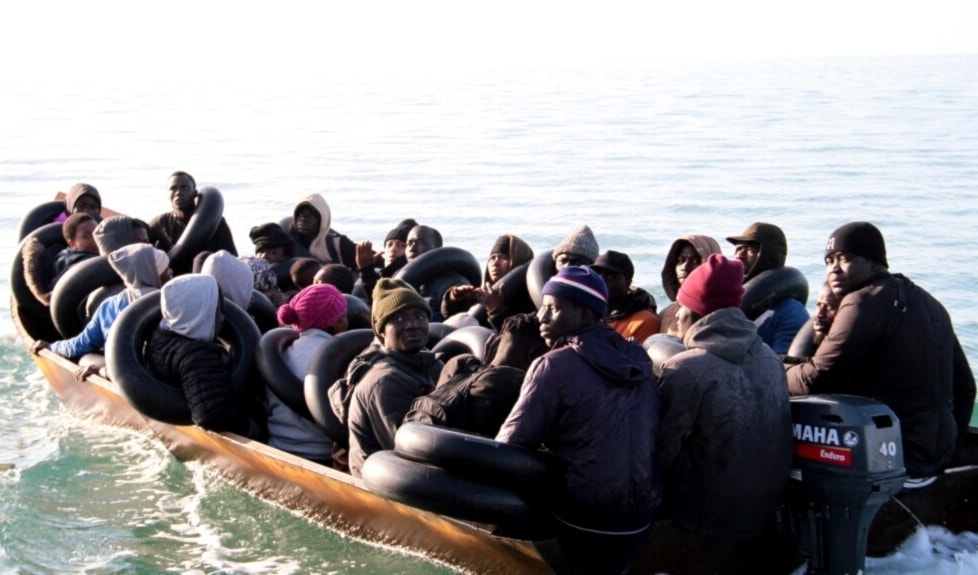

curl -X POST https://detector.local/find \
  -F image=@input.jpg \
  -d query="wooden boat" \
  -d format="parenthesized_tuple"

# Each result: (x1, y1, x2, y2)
(11, 198, 978, 575)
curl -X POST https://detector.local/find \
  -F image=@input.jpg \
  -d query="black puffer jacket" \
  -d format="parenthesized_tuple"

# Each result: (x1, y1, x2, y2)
(145, 328, 255, 437)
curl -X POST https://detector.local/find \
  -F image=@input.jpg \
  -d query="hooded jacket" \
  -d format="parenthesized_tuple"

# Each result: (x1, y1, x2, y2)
(201, 249, 253, 309)
(786, 272, 976, 477)
(497, 323, 660, 533)
(94, 215, 137, 256)
(606, 287, 659, 344)
(145, 275, 256, 436)
(440, 234, 536, 325)
(347, 345, 441, 477)
(659, 235, 723, 335)
(49, 244, 166, 359)
(287, 194, 356, 268)
(64, 183, 101, 218)
(657, 306, 793, 540)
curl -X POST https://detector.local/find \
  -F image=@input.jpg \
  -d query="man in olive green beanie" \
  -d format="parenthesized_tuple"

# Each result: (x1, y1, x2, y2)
(345, 278, 439, 477)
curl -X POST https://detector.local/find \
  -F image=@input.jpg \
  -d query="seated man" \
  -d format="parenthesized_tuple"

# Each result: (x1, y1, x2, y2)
(57, 183, 102, 222)
(591, 250, 659, 343)
(30, 244, 172, 380)
(148, 171, 237, 270)
(497, 266, 659, 575)
(144, 274, 260, 438)
(726, 222, 809, 354)
(47, 212, 99, 292)
(552, 225, 599, 269)
(658, 234, 723, 336)
(346, 278, 441, 477)
(285, 193, 357, 269)
(355, 218, 417, 302)
(405, 312, 548, 437)
(786, 222, 975, 480)
(657, 254, 793, 547)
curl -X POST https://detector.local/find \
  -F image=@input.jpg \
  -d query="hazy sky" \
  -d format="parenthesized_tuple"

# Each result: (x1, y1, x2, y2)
(4, 1, 976, 85)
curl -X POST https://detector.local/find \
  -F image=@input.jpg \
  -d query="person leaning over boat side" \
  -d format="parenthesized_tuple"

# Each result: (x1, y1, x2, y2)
(786, 222, 976, 480)
(656, 254, 793, 553)
(496, 266, 660, 575)
(405, 312, 548, 437)
(590, 250, 659, 343)
(346, 278, 441, 478)
(148, 171, 237, 267)
(354, 218, 417, 303)
(441, 233, 536, 330)
(29, 244, 172, 380)
(552, 225, 599, 269)
(144, 274, 262, 439)
(270, 284, 349, 466)
(283, 193, 357, 270)
(658, 234, 723, 336)
(727, 222, 810, 354)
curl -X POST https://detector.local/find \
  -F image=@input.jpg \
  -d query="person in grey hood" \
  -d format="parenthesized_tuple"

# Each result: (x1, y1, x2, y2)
(497, 266, 660, 575)
(200, 250, 253, 310)
(144, 275, 261, 438)
(30, 244, 172, 379)
(656, 254, 792, 556)
(93, 215, 152, 255)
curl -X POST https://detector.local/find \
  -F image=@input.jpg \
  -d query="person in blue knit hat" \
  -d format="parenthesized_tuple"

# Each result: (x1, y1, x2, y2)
(496, 265, 660, 575)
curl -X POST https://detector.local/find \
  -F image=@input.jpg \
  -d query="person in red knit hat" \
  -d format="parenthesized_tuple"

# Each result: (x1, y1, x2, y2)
(655, 253, 793, 568)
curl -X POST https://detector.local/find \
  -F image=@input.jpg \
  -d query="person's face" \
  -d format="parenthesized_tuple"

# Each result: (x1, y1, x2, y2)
(487, 252, 512, 284)
(383, 238, 405, 266)
(72, 194, 101, 218)
(132, 226, 150, 244)
(295, 206, 320, 238)
(732, 242, 759, 273)
(406, 227, 435, 261)
(168, 174, 197, 211)
(537, 294, 587, 347)
(812, 285, 841, 340)
(258, 246, 287, 263)
(825, 251, 876, 298)
(554, 253, 588, 270)
(674, 305, 697, 339)
(594, 268, 627, 303)
(382, 307, 430, 353)
(675, 244, 702, 285)
(71, 219, 99, 254)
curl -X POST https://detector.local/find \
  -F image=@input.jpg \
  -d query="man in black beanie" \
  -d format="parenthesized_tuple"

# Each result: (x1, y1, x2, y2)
(787, 221, 975, 482)
(353, 218, 418, 303)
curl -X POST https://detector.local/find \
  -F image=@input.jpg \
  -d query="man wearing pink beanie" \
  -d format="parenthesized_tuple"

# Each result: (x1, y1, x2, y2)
(266, 284, 349, 466)
(656, 254, 793, 565)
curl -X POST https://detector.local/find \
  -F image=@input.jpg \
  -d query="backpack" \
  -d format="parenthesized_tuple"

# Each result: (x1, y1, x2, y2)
(324, 348, 384, 448)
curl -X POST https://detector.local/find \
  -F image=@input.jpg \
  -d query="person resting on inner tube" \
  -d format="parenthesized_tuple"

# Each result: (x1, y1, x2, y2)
(144, 274, 262, 439)
(401, 224, 470, 323)
(658, 234, 723, 337)
(54, 182, 102, 223)
(46, 213, 99, 293)
(496, 266, 659, 575)
(726, 222, 809, 354)
(441, 234, 535, 330)
(269, 283, 349, 467)
(30, 244, 172, 380)
(148, 171, 237, 271)
(405, 312, 547, 438)
(354, 218, 417, 303)
(283, 193, 357, 270)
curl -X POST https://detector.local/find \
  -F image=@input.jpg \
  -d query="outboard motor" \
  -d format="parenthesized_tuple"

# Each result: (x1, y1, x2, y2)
(789, 395, 907, 575)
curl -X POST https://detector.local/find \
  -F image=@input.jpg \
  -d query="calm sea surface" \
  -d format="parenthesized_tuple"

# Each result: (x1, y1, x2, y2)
(2, 53, 977, 573)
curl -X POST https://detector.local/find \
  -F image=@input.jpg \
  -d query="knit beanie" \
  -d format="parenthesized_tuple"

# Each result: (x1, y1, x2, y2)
(825, 222, 888, 268)
(371, 278, 431, 335)
(541, 265, 609, 317)
(552, 225, 599, 264)
(677, 254, 744, 316)
(277, 284, 347, 332)
(249, 222, 292, 252)
(385, 218, 419, 243)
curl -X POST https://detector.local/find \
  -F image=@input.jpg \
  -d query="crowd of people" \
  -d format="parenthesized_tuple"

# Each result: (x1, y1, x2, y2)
(22, 173, 976, 575)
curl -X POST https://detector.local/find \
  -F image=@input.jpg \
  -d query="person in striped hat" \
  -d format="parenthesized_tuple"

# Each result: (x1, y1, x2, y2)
(496, 265, 660, 575)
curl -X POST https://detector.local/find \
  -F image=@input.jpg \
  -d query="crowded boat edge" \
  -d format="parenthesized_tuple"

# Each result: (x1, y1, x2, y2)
(9, 178, 978, 575)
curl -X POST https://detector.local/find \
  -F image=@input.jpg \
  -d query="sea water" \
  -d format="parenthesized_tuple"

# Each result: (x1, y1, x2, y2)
(1, 53, 977, 573)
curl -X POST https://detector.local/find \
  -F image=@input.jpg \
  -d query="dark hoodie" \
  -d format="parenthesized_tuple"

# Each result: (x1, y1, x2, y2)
(659, 235, 723, 335)
(64, 183, 102, 218)
(725, 222, 787, 282)
(497, 323, 660, 533)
